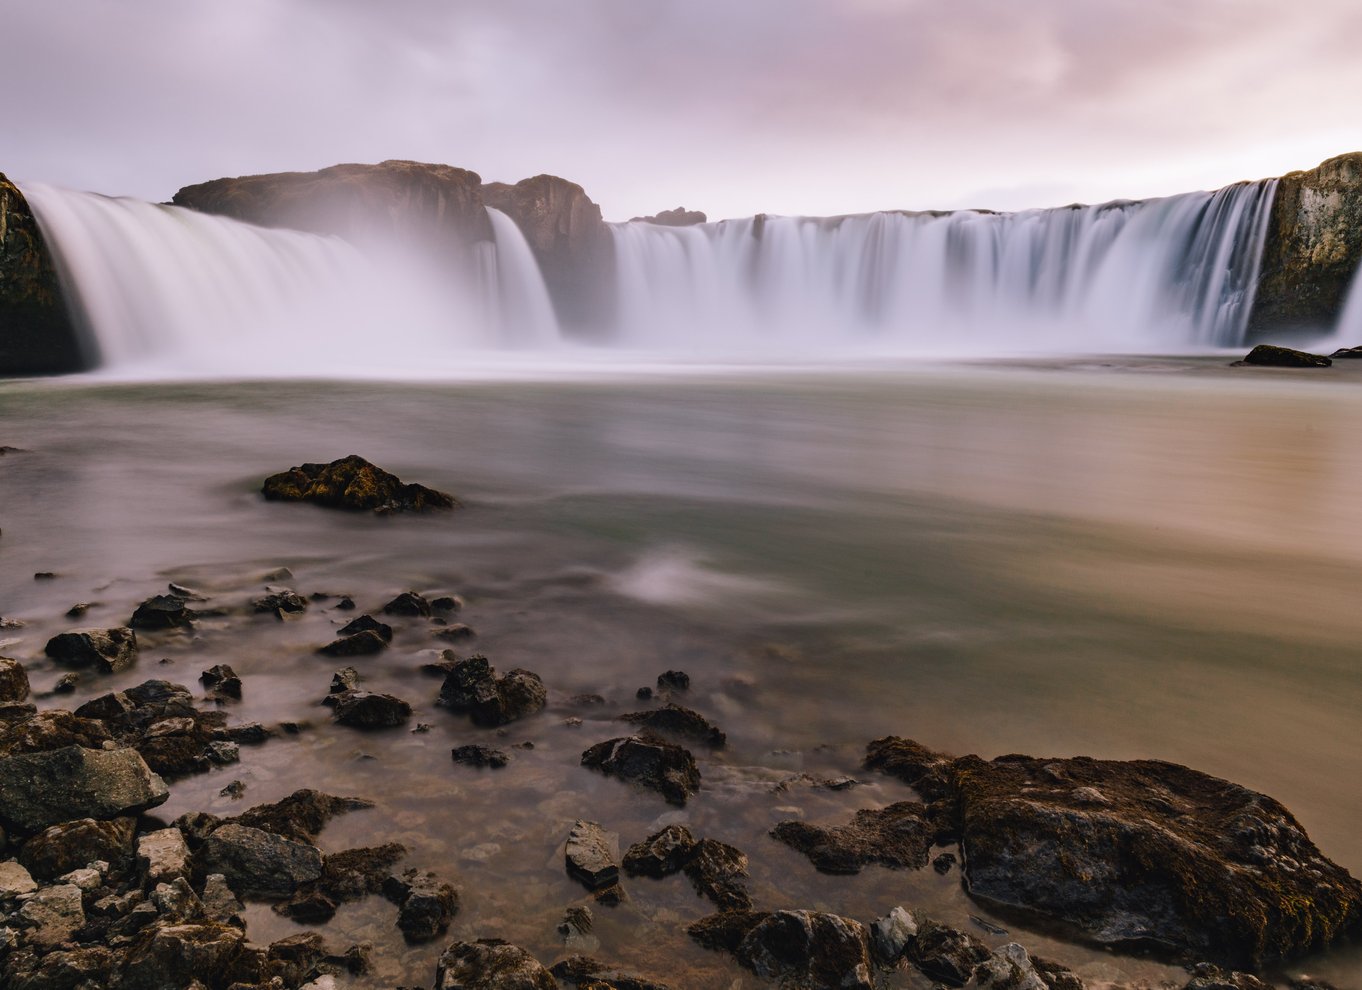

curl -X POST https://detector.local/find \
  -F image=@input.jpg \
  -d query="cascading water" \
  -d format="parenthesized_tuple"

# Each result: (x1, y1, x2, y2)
(20, 184, 561, 376)
(610, 181, 1278, 354)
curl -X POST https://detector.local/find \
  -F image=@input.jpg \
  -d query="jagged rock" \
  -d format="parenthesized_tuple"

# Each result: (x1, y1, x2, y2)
(622, 824, 697, 878)
(317, 629, 388, 657)
(229, 789, 372, 843)
(52, 673, 78, 694)
(688, 909, 873, 990)
(318, 842, 407, 903)
(1182, 963, 1274, 990)
(0, 746, 168, 833)
(151, 877, 205, 922)
(433, 938, 556, 990)
(130, 594, 196, 630)
(0, 174, 84, 375)
(682, 838, 751, 910)
(118, 920, 248, 990)
(17, 884, 85, 948)
(383, 591, 432, 617)
(968, 943, 1052, 990)
(383, 868, 459, 943)
(262, 454, 456, 513)
(337, 614, 392, 640)
(197, 823, 324, 898)
(139, 827, 192, 885)
(909, 918, 992, 987)
(1032, 957, 1086, 990)
(619, 704, 725, 748)
(329, 667, 361, 696)
(200, 664, 242, 698)
(0, 709, 111, 756)
(439, 656, 546, 726)
(770, 801, 939, 874)
(4, 946, 118, 990)
(201, 873, 245, 926)
(330, 690, 412, 729)
(864, 736, 959, 800)
(556, 908, 597, 953)
(0, 701, 36, 722)
(43, 627, 138, 673)
(565, 820, 619, 891)
(451, 744, 510, 769)
(1331, 345, 1362, 358)
(19, 817, 136, 880)
(629, 207, 707, 227)
(0, 657, 29, 702)
(0, 860, 37, 899)
(252, 590, 308, 617)
(580, 736, 699, 805)
(549, 954, 674, 989)
(1234, 344, 1332, 367)
(870, 906, 919, 966)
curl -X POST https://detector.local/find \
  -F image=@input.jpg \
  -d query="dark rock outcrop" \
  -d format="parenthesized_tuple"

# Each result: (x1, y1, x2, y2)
(771, 801, 940, 874)
(549, 955, 674, 990)
(629, 207, 707, 227)
(439, 655, 546, 726)
(1233, 344, 1332, 367)
(383, 867, 459, 943)
(451, 743, 510, 769)
(909, 918, 992, 986)
(43, 627, 138, 673)
(329, 690, 412, 729)
(0, 745, 168, 833)
(688, 909, 873, 990)
(1249, 152, 1362, 336)
(227, 789, 372, 843)
(580, 735, 700, 805)
(262, 454, 456, 513)
(129, 593, 196, 630)
(19, 816, 136, 880)
(196, 822, 323, 898)
(433, 938, 556, 990)
(0, 174, 86, 375)
(620, 703, 725, 748)
(681, 838, 751, 911)
(622, 823, 697, 878)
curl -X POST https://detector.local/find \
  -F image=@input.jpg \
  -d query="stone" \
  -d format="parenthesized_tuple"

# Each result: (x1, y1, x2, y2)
(200, 665, 242, 698)
(1234, 344, 1332, 367)
(580, 736, 700, 805)
(934, 851, 958, 874)
(20, 817, 136, 880)
(139, 827, 192, 885)
(688, 909, 873, 990)
(0, 859, 37, 899)
(433, 938, 556, 990)
(629, 207, 707, 227)
(566, 820, 619, 891)
(0, 709, 111, 756)
(52, 673, 78, 694)
(151, 877, 205, 921)
(656, 670, 689, 691)
(908, 918, 992, 987)
(130, 594, 196, 630)
(968, 943, 1053, 990)
(1183, 963, 1274, 990)
(0, 657, 29, 702)
(0, 174, 85, 375)
(3, 946, 116, 990)
(252, 590, 308, 617)
(337, 614, 392, 640)
(330, 691, 412, 729)
(770, 801, 939, 874)
(682, 838, 751, 910)
(317, 629, 388, 656)
(43, 627, 138, 673)
(622, 824, 697, 878)
(383, 868, 459, 943)
(261, 455, 456, 513)
(17, 884, 85, 948)
(118, 921, 248, 990)
(200, 873, 245, 926)
(433, 623, 476, 641)
(869, 906, 919, 965)
(1032, 957, 1086, 990)
(451, 744, 510, 769)
(329, 667, 361, 695)
(549, 955, 675, 989)
(318, 842, 406, 902)
(439, 656, 547, 726)
(196, 823, 324, 898)
(383, 591, 433, 616)
(229, 788, 372, 843)
(619, 703, 725, 748)
(1331, 345, 1362, 358)
(863, 735, 959, 800)
(0, 746, 168, 833)
(432, 595, 464, 613)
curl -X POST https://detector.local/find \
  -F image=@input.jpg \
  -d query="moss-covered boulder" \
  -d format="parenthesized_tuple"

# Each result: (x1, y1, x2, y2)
(1249, 152, 1362, 337)
(261, 454, 456, 513)
(0, 173, 85, 375)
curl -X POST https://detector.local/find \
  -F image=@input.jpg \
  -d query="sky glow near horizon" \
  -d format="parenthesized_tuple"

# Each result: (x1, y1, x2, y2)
(5, 0, 1362, 221)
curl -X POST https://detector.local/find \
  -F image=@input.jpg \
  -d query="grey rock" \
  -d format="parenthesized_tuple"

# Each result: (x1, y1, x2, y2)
(434, 938, 556, 990)
(197, 822, 323, 898)
(200, 873, 245, 926)
(565, 820, 619, 891)
(0, 746, 168, 833)
(968, 943, 1050, 990)
(138, 827, 191, 885)
(43, 627, 138, 673)
(151, 877, 204, 921)
(329, 666, 360, 694)
(17, 883, 84, 948)
(57, 866, 103, 891)
(870, 906, 919, 965)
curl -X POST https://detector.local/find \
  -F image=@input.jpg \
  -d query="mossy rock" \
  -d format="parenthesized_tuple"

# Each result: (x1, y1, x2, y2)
(261, 454, 457, 513)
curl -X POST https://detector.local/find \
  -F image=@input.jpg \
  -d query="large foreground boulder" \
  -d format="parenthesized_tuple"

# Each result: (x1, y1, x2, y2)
(262, 454, 456, 513)
(0, 745, 168, 833)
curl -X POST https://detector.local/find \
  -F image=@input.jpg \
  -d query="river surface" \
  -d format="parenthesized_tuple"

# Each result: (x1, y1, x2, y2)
(2, 359, 1361, 988)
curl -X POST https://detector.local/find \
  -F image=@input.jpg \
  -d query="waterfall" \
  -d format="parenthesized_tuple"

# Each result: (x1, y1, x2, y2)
(1334, 257, 1362, 344)
(20, 184, 560, 376)
(610, 180, 1278, 354)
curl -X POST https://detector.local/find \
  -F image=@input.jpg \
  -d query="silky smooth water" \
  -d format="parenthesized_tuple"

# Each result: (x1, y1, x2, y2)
(2, 364, 1361, 987)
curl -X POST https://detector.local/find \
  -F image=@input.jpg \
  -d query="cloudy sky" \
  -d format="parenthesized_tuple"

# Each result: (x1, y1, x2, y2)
(5, 0, 1362, 221)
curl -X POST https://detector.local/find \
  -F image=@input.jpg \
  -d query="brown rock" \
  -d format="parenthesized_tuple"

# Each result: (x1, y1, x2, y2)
(262, 454, 456, 513)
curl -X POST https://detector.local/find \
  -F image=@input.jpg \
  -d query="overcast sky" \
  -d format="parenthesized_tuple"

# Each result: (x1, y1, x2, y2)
(4, 0, 1362, 221)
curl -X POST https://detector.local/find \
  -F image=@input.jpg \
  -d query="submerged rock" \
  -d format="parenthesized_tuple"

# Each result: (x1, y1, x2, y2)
(43, 627, 138, 673)
(317, 629, 389, 657)
(337, 613, 393, 640)
(682, 838, 752, 911)
(383, 868, 459, 943)
(1234, 344, 1332, 367)
(771, 801, 940, 874)
(565, 820, 619, 891)
(330, 690, 412, 729)
(129, 594, 196, 630)
(619, 703, 725, 748)
(433, 938, 556, 990)
(439, 656, 547, 726)
(451, 743, 510, 769)
(688, 909, 873, 990)
(228, 789, 373, 843)
(0, 745, 168, 833)
(262, 454, 456, 513)
(549, 954, 674, 989)
(622, 824, 697, 878)
(253, 589, 309, 618)
(580, 735, 700, 805)
(196, 822, 324, 898)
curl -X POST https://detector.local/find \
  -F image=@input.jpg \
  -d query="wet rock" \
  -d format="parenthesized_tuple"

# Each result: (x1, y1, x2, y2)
(432, 595, 463, 613)
(3, 946, 117, 990)
(451, 744, 510, 769)
(0, 701, 37, 722)
(200, 873, 245, 926)
(200, 664, 242, 698)
(619, 703, 725, 748)
(681, 838, 751, 910)
(16, 883, 85, 948)
(118, 920, 248, 990)
(318, 629, 389, 657)
(1, 173, 84, 374)
(968, 943, 1051, 990)
(909, 918, 992, 987)
(688, 909, 873, 990)
(869, 906, 919, 966)
(197, 822, 324, 898)
(439, 656, 547, 726)
(261, 455, 457, 513)
(0, 709, 111, 756)
(863, 735, 959, 801)
(384, 591, 433, 617)
(1234, 344, 1332, 367)
(151, 876, 205, 922)
(556, 907, 595, 949)
(19, 816, 136, 880)
(130, 594, 196, 630)
(330, 690, 412, 729)
(1032, 957, 1086, 990)
(0, 746, 168, 833)
(43, 627, 138, 673)
(622, 824, 697, 878)
(565, 820, 619, 891)
(433, 623, 476, 641)
(338, 614, 392, 641)
(0, 657, 29, 702)
(1331, 345, 1362, 359)
(1183, 963, 1274, 990)
(229, 789, 373, 843)
(139, 827, 191, 885)
(52, 673, 78, 694)
(580, 736, 700, 806)
(66, 601, 92, 617)
(383, 868, 459, 943)
(276, 887, 338, 924)
(318, 842, 407, 903)
(656, 670, 689, 691)
(328, 666, 361, 696)
(433, 938, 556, 990)
(635, 686, 652, 701)
(771, 801, 939, 874)
(253, 589, 309, 617)
(549, 954, 675, 989)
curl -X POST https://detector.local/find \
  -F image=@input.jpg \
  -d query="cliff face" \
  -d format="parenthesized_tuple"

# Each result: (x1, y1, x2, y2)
(1248, 152, 1362, 337)
(0, 174, 85, 375)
